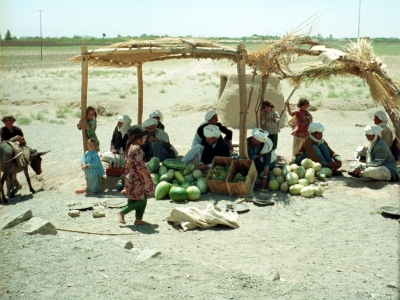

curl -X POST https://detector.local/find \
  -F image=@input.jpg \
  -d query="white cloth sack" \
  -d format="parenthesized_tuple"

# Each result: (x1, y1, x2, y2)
(167, 203, 239, 231)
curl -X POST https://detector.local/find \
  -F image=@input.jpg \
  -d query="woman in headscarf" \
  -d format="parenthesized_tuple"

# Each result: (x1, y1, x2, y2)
(349, 125, 399, 181)
(149, 110, 165, 131)
(141, 118, 177, 161)
(248, 128, 277, 190)
(110, 115, 132, 154)
(294, 122, 342, 171)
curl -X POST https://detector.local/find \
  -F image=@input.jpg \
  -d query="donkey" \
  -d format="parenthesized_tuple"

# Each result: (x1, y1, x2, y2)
(0, 141, 50, 204)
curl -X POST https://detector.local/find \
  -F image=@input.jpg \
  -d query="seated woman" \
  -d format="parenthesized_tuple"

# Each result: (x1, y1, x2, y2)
(294, 122, 342, 171)
(349, 125, 399, 181)
(247, 128, 276, 190)
(141, 118, 177, 162)
(149, 110, 165, 131)
(101, 115, 131, 163)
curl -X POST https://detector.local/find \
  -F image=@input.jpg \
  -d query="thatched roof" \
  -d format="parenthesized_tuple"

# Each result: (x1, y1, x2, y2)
(69, 38, 238, 67)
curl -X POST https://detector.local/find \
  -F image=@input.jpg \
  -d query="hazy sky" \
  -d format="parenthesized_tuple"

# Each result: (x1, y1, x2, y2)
(1, 0, 399, 39)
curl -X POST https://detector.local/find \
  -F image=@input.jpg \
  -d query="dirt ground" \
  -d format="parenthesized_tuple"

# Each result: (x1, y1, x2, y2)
(0, 46, 399, 299)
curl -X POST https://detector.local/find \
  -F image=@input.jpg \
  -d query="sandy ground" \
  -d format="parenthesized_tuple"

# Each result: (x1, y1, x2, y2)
(0, 47, 399, 299)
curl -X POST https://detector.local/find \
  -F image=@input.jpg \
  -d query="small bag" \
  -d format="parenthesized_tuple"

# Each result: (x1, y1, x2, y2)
(288, 115, 297, 129)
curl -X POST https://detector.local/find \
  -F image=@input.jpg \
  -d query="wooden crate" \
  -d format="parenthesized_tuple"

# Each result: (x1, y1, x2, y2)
(205, 156, 232, 194)
(226, 159, 257, 196)
(106, 168, 125, 177)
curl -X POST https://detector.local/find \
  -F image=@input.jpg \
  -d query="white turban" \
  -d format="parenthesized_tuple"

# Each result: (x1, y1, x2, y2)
(203, 125, 221, 138)
(308, 122, 325, 133)
(374, 110, 388, 124)
(149, 110, 164, 122)
(142, 118, 158, 128)
(251, 128, 272, 154)
(205, 110, 217, 122)
(117, 115, 132, 137)
(364, 125, 382, 136)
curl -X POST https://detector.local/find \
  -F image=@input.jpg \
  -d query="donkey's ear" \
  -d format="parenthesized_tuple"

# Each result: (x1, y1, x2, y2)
(37, 150, 51, 156)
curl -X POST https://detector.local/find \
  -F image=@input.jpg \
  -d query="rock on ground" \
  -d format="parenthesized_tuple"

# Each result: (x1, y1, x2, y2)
(0, 209, 33, 230)
(24, 217, 57, 235)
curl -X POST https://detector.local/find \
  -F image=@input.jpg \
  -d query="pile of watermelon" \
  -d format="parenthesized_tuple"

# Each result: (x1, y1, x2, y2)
(263, 158, 332, 198)
(146, 158, 208, 202)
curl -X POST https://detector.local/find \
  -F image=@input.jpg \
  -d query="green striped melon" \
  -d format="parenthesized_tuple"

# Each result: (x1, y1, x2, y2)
(169, 186, 187, 201)
(186, 186, 201, 200)
(155, 181, 171, 200)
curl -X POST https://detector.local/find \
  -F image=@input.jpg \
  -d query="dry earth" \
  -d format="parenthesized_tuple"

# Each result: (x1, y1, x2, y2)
(0, 46, 399, 299)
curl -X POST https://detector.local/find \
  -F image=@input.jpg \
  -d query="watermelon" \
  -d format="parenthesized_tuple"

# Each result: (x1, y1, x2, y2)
(158, 165, 168, 176)
(321, 167, 333, 177)
(147, 157, 160, 173)
(184, 174, 194, 183)
(183, 164, 196, 176)
(150, 173, 160, 183)
(305, 168, 315, 184)
(155, 181, 171, 200)
(192, 169, 203, 180)
(282, 164, 291, 178)
(180, 182, 191, 189)
(286, 172, 299, 185)
(289, 184, 303, 195)
(295, 166, 306, 179)
(280, 182, 289, 192)
(298, 178, 309, 186)
(160, 170, 174, 182)
(272, 167, 282, 177)
(119, 174, 125, 180)
(300, 186, 315, 197)
(314, 185, 324, 196)
(316, 171, 326, 180)
(268, 179, 280, 191)
(169, 186, 187, 201)
(276, 175, 284, 185)
(116, 180, 124, 191)
(301, 158, 313, 169)
(186, 186, 201, 200)
(163, 159, 187, 170)
(312, 162, 322, 173)
(196, 177, 208, 193)
(174, 171, 185, 184)
(290, 164, 299, 172)
(268, 172, 276, 181)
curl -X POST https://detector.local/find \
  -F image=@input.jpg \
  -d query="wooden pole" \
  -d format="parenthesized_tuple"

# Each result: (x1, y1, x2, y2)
(237, 44, 248, 159)
(137, 63, 144, 125)
(81, 46, 88, 152)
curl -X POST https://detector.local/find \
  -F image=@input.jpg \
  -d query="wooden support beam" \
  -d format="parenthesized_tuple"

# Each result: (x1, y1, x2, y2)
(137, 63, 144, 125)
(237, 44, 249, 159)
(81, 46, 88, 152)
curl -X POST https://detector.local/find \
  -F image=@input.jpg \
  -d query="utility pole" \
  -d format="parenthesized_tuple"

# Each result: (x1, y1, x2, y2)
(39, 10, 43, 60)
(357, 0, 361, 39)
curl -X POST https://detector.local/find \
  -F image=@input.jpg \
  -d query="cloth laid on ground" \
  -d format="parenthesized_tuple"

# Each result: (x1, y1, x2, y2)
(166, 203, 239, 231)
(6, 141, 30, 167)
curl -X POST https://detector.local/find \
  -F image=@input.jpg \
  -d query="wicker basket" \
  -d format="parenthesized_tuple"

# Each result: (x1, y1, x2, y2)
(226, 159, 257, 196)
(205, 156, 232, 194)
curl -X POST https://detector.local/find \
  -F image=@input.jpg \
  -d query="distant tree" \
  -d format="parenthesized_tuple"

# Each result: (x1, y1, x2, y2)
(329, 34, 333, 39)
(5, 30, 12, 40)
(102, 33, 106, 39)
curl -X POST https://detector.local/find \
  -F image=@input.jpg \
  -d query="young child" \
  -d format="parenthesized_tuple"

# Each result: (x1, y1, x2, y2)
(260, 101, 280, 150)
(77, 106, 100, 151)
(79, 138, 104, 194)
(118, 125, 154, 225)
(286, 98, 313, 159)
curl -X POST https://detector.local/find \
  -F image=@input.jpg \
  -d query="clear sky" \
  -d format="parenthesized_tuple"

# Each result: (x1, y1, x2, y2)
(1, 0, 399, 39)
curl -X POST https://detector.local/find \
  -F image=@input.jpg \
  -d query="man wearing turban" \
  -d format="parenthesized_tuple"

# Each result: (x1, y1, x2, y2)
(349, 125, 399, 181)
(294, 122, 342, 172)
(248, 128, 277, 190)
(141, 118, 177, 162)
(192, 110, 233, 150)
(149, 110, 165, 131)
(110, 115, 132, 154)
(197, 125, 231, 172)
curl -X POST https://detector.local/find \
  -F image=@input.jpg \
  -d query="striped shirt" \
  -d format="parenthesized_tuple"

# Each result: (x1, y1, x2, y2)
(261, 110, 280, 134)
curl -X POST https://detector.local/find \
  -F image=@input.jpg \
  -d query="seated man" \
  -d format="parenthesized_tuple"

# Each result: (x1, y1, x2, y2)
(248, 128, 276, 190)
(349, 125, 400, 181)
(192, 110, 233, 149)
(294, 122, 342, 171)
(0, 115, 25, 196)
(149, 110, 165, 131)
(110, 115, 131, 154)
(197, 125, 231, 172)
(141, 118, 177, 162)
